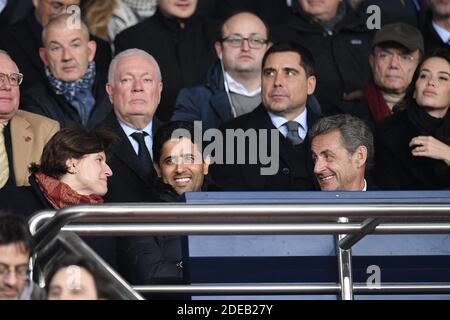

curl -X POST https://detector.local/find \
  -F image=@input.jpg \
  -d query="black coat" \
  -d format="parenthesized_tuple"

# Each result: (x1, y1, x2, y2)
(210, 104, 321, 191)
(21, 74, 112, 129)
(0, 0, 32, 29)
(273, 4, 373, 111)
(114, 10, 218, 121)
(116, 178, 220, 296)
(0, 10, 112, 91)
(0, 176, 50, 218)
(98, 112, 162, 202)
(374, 107, 450, 190)
(117, 181, 184, 288)
(211, 0, 291, 28)
(326, 96, 377, 131)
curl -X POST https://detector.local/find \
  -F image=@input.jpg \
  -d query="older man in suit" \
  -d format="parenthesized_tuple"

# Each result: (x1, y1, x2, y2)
(100, 49, 162, 202)
(0, 50, 59, 188)
(310, 114, 375, 191)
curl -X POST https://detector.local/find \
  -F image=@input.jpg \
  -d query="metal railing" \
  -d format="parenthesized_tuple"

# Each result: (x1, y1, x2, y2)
(29, 202, 450, 300)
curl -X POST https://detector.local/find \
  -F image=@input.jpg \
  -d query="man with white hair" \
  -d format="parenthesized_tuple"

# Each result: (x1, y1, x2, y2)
(100, 48, 163, 202)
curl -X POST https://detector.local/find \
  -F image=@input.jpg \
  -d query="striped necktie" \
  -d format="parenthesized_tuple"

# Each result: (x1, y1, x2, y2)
(0, 123, 10, 188)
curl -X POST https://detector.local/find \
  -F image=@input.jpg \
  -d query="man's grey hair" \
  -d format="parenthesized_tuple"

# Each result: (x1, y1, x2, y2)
(107, 49, 162, 84)
(309, 114, 374, 169)
(0, 49, 20, 73)
(42, 13, 90, 45)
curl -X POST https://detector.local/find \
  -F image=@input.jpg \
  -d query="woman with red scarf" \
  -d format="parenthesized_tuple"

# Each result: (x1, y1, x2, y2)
(0, 127, 115, 215)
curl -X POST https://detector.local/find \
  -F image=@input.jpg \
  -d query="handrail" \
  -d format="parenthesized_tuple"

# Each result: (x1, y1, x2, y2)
(29, 202, 450, 235)
(132, 283, 450, 294)
(29, 202, 450, 300)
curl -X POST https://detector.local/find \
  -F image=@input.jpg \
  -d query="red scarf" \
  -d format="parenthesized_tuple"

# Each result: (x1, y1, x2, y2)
(362, 81, 392, 122)
(34, 172, 104, 209)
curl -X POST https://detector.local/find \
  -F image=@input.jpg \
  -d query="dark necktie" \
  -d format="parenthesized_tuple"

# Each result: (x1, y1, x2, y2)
(131, 131, 152, 174)
(285, 121, 303, 145)
(0, 123, 9, 188)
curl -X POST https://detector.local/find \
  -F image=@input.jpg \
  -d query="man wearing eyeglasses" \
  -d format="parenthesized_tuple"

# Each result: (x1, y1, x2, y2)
(172, 11, 270, 130)
(0, 213, 35, 300)
(328, 23, 423, 128)
(0, 50, 59, 188)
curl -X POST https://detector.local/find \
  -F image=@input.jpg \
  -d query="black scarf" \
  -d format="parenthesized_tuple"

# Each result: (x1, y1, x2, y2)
(407, 102, 450, 144)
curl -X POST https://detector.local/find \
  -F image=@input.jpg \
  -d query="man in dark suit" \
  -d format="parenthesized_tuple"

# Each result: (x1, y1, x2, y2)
(310, 114, 375, 191)
(100, 49, 163, 202)
(118, 121, 213, 293)
(0, 0, 111, 91)
(21, 15, 111, 129)
(210, 42, 321, 191)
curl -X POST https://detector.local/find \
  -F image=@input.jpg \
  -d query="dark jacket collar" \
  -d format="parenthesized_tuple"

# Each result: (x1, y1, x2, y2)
(288, 2, 367, 33)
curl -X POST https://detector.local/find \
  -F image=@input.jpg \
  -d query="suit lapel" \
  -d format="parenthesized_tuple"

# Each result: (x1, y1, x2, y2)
(105, 113, 154, 183)
(10, 113, 33, 186)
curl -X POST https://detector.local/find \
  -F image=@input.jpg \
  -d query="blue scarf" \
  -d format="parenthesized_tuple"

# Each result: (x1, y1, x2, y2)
(46, 62, 96, 125)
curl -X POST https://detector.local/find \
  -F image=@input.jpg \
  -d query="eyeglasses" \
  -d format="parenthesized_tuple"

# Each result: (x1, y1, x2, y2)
(375, 50, 416, 64)
(221, 36, 268, 49)
(0, 264, 29, 279)
(0, 72, 24, 87)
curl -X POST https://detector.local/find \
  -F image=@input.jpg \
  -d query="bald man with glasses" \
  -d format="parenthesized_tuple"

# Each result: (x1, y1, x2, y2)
(172, 11, 271, 130)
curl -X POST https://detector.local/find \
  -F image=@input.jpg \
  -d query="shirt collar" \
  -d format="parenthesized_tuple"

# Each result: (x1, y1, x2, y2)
(432, 21, 450, 43)
(224, 72, 261, 97)
(268, 108, 308, 132)
(118, 118, 153, 138)
(362, 179, 367, 191)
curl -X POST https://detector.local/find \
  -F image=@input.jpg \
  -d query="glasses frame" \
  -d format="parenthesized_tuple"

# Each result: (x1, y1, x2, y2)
(221, 36, 268, 49)
(0, 264, 29, 279)
(374, 49, 416, 64)
(0, 72, 24, 87)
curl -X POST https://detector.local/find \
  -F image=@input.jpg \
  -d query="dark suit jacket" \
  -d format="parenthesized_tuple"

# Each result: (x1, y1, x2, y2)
(114, 10, 218, 121)
(21, 74, 112, 129)
(0, 11, 112, 91)
(0, 0, 32, 29)
(99, 112, 162, 202)
(210, 104, 321, 191)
